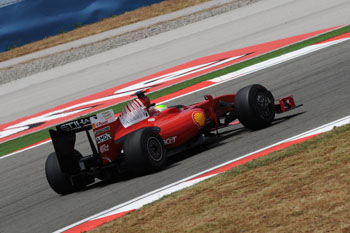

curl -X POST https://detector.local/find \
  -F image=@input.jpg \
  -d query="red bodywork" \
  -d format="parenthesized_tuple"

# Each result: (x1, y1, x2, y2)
(47, 86, 299, 195)
(91, 93, 237, 165)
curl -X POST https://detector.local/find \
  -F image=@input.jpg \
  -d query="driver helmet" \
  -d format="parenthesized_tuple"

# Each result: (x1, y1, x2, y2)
(154, 104, 167, 112)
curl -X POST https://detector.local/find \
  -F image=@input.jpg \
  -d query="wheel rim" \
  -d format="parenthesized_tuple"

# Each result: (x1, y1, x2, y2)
(146, 136, 163, 162)
(255, 93, 273, 120)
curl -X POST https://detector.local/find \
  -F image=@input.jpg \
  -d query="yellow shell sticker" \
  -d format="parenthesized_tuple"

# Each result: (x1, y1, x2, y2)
(193, 112, 205, 127)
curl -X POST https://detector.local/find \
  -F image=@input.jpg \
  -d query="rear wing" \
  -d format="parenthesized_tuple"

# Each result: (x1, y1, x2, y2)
(49, 110, 118, 172)
(55, 115, 93, 133)
(49, 115, 98, 173)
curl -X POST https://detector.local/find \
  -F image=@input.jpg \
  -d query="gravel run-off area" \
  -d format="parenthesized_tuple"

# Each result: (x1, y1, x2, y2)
(0, 0, 262, 85)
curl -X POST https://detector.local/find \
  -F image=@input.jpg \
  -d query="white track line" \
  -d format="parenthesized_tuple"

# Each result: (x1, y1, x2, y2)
(1, 36, 348, 160)
(158, 38, 350, 105)
(55, 115, 350, 233)
(0, 139, 51, 160)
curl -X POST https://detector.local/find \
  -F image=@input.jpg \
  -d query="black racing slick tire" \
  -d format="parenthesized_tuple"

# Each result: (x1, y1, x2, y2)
(124, 128, 167, 174)
(45, 152, 76, 195)
(235, 84, 275, 130)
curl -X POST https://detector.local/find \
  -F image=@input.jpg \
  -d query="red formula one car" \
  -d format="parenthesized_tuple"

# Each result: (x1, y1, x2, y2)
(45, 84, 297, 195)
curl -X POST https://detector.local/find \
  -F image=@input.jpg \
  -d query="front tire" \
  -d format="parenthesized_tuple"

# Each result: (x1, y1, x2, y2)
(124, 128, 167, 174)
(235, 84, 275, 130)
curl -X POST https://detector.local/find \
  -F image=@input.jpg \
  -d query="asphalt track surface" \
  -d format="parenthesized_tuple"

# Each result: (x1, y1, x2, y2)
(1, 0, 350, 123)
(1, 1, 350, 233)
(0, 38, 349, 233)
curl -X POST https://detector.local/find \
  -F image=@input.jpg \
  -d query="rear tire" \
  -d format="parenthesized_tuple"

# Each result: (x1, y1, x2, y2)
(124, 128, 167, 174)
(45, 152, 76, 195)
(235, 84, 275, 130)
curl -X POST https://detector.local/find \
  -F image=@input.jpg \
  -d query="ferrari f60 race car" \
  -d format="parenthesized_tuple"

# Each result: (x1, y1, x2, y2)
(45, 84, 297, 195)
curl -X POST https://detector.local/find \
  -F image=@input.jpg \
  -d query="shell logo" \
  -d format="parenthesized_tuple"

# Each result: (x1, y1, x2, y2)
(193, 111, 206, 127)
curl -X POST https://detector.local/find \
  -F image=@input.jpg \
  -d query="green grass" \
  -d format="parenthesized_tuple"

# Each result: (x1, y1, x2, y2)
(0, 25, 349, 157)
(6, 42, 19, 51)
(0, 127, 53, 155)
(91, 125, 350, 233)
